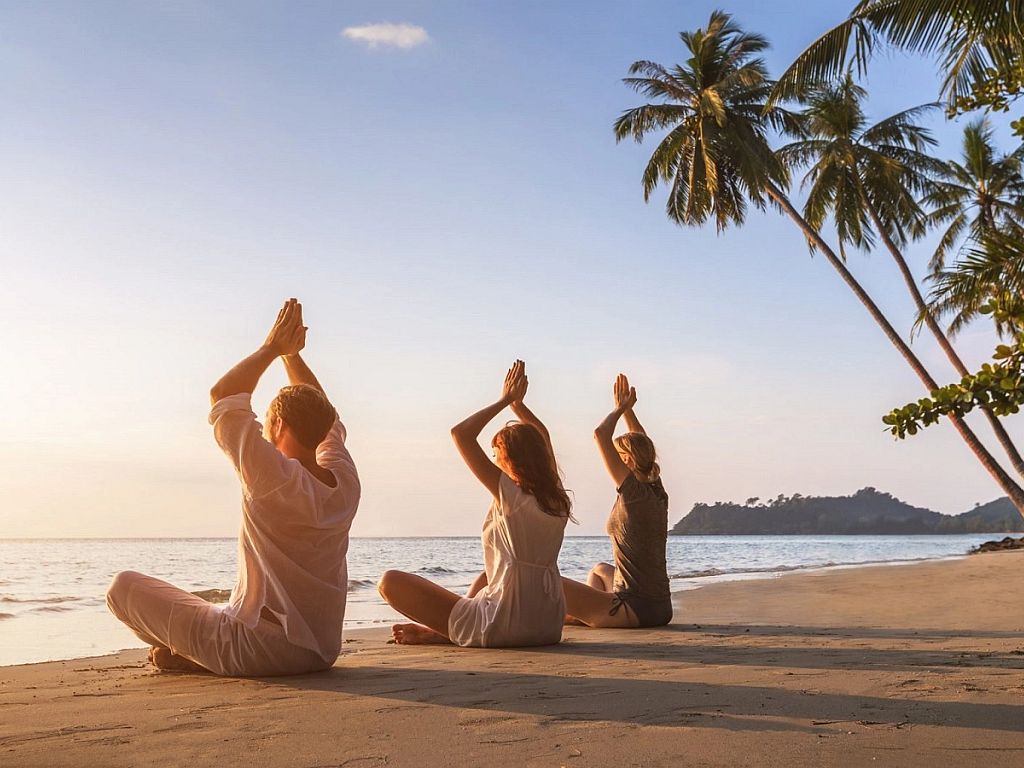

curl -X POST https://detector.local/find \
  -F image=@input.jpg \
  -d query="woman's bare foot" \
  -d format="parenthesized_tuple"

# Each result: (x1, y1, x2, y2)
(391, 623, 451, 645)
(564, 615, 587, 626)
(148, 646, 208, 673)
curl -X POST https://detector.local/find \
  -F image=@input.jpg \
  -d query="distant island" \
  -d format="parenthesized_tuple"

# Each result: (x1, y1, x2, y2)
(670, 488, 1024, 535)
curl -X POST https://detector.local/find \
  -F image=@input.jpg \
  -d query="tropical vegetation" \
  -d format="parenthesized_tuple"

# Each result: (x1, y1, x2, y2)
(771, 1, 1024, 133)
(616, 6, 1024, 516)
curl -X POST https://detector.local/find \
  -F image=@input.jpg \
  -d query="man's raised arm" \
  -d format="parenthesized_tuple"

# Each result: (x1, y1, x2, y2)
(282, 353, 329, 402)
(210, 299, 306, 404)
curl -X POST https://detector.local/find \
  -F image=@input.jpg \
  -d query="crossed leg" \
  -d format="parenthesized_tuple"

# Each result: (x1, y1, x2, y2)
(563, 561, 639, 628)
(377, 570, 462, 645)
(149, 646, 207, 673)
(106, 570, 220, 672)
(587, 561, 616, 591)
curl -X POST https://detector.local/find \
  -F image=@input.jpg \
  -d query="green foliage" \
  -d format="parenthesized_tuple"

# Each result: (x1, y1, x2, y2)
(613, 11, 794, 231)
(885, 301, 1024, 437)
(672, 486, 1024, 534)
(772, 1, 1024, 109)
(926, 227, 1024, 337)
(776, 73, 940, 256)
(920, 118, 1024, 278)
(948, 65, 1024, 137)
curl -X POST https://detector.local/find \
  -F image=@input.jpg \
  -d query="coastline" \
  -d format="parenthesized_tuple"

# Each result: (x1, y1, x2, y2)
(0, 552, 983, 669)
(0, 544, 986, 670)
(3, 534, 1000, 668)
(3, 553, 1024, 766)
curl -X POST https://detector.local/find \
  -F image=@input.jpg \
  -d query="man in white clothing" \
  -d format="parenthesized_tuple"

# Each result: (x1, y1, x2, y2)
(106, 299, 360, 676)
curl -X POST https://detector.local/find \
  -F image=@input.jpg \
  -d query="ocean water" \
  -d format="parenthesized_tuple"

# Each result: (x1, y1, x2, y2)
(0, 534, 1007, 666)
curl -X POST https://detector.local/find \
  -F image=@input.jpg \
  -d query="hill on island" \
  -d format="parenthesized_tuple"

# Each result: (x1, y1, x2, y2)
(669, 488, 1024, 535)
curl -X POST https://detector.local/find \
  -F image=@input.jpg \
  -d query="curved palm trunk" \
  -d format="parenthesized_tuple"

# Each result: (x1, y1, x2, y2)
(861, 193, 1024, 480)
(765, 182, 1024, 517)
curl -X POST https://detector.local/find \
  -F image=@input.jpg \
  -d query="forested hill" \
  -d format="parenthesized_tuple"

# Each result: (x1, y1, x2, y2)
(670, 488, 1024, 535)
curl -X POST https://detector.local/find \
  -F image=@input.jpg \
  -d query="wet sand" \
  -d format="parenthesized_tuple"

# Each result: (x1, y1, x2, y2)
(2, 553, 1023, 767)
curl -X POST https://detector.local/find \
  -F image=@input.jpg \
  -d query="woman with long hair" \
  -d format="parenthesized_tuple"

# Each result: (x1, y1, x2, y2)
(378, 360, 571, 646)
(562, 373, 672, 628)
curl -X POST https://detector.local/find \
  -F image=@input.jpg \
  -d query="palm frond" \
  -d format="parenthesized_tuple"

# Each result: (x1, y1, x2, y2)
(773, 0, 1024, 105)
(615, 11, 784, 231)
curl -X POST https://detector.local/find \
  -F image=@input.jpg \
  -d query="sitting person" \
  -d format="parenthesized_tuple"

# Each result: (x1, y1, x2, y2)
(106, 299, 360, 675)
(378, 360, 571, 646)
(562, 374, 673, 628)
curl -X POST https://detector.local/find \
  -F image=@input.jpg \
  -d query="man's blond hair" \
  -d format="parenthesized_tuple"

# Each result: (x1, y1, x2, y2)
(268, 385, 336, 449)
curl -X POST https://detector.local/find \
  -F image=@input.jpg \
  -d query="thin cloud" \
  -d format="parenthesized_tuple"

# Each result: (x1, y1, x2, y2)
(341, 22, 429, 50)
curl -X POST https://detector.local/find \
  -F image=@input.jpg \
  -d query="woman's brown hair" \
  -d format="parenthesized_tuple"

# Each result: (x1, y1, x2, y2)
(492, 422, 572, 518)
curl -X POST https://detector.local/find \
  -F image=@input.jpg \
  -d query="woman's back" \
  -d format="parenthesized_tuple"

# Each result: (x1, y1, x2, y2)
(607, 473, 670, 601)
(451, 473, 567, 647)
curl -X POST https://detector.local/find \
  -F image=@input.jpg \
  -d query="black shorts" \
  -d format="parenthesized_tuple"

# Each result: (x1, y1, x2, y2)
(611, 591, 673, 627)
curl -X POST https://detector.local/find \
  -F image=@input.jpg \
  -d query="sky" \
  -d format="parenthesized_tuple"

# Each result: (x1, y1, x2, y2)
(1, 1, 1022, 538)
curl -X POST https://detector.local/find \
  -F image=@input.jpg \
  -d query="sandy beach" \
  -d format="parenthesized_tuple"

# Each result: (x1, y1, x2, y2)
(2, 553, 1023, 767)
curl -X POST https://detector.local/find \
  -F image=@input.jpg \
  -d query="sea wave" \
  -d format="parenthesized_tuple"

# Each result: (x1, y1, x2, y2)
(0, 612, 13, 620)
(189, 581, 381, 601)
(669, 556, 938, 581)
(416, 566, 458, 575)
(1, 595, 82, 605)
(669, 564, 833, 579)
(31, 605, 74, 613)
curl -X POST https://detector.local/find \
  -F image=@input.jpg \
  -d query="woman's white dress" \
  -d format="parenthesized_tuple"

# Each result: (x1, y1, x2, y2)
(448, 473, 567, 647)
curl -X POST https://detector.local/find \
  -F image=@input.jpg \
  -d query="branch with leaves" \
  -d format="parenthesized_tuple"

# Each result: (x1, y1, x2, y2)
(947, 64, 1024, 137)
(885, 303, 1024, 437)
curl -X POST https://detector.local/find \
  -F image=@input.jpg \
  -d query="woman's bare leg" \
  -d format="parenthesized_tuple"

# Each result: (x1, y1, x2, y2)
(466, 571, 488, 598)
(587, 562, 616, 592)
(561, 577, 639, 628)
(378, 570, 462, 645)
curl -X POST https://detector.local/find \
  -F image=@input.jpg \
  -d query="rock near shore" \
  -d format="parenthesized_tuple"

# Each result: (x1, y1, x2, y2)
(970, 536, 1024, 553)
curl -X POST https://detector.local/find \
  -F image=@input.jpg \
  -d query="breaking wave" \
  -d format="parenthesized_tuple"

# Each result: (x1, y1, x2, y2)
(669, 557, 936, 581)
(1, 595, 81, 605)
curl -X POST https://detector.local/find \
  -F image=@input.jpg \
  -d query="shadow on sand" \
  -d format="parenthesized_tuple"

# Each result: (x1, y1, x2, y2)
(255, 622, 1024, 734)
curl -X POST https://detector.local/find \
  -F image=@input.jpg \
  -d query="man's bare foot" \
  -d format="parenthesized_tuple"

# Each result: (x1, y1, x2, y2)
(148, 646, 208, 673)
(391, 623, 451, 645)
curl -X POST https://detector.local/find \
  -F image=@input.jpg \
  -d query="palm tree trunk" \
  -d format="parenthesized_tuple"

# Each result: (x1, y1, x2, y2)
(765, 182, 1024, 517)
(861, 193, 1024, 480)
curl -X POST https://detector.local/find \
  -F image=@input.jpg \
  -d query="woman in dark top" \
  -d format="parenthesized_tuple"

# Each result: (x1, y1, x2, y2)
(562, 374, 673, 628)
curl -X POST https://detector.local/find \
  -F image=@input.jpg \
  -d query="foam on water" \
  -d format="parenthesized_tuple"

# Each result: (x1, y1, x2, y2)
(0, 534, 1009, 666)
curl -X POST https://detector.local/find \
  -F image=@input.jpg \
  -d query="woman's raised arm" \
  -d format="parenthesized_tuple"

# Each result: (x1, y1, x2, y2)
(509, 363, 555, 457)
(451, 360, 528, 499)
(594, 373, 637, 488)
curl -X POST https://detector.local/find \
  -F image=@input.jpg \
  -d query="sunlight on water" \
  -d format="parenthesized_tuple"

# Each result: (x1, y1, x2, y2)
(0, 534, 1006, 666)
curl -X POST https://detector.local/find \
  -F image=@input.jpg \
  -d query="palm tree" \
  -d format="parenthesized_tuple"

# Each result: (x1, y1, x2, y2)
(923, 118, 1024, 276)
(929, 227, 1024, 336)
(771, 1, 1024, 107)
(613, 15, 789, 230)
(777, 76, 1024, 478)
(615, 11, 1024, 515)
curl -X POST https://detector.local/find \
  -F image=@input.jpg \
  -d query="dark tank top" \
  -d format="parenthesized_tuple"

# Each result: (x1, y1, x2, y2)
(607, 473, 671, 601)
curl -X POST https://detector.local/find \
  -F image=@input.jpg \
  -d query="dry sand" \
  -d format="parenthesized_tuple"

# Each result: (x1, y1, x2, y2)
(2, 553, 1023, 767)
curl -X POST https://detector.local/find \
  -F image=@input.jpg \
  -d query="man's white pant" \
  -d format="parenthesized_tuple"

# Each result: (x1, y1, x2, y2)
(106, 571, 329, 677)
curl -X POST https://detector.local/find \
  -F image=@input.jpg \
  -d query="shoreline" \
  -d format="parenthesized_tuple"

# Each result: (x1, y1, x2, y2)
(669, 549, 975, 587)
(3, 553, 1024, 766)
(4, 552, 1019, 765)
(0, 547, 987, 670)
